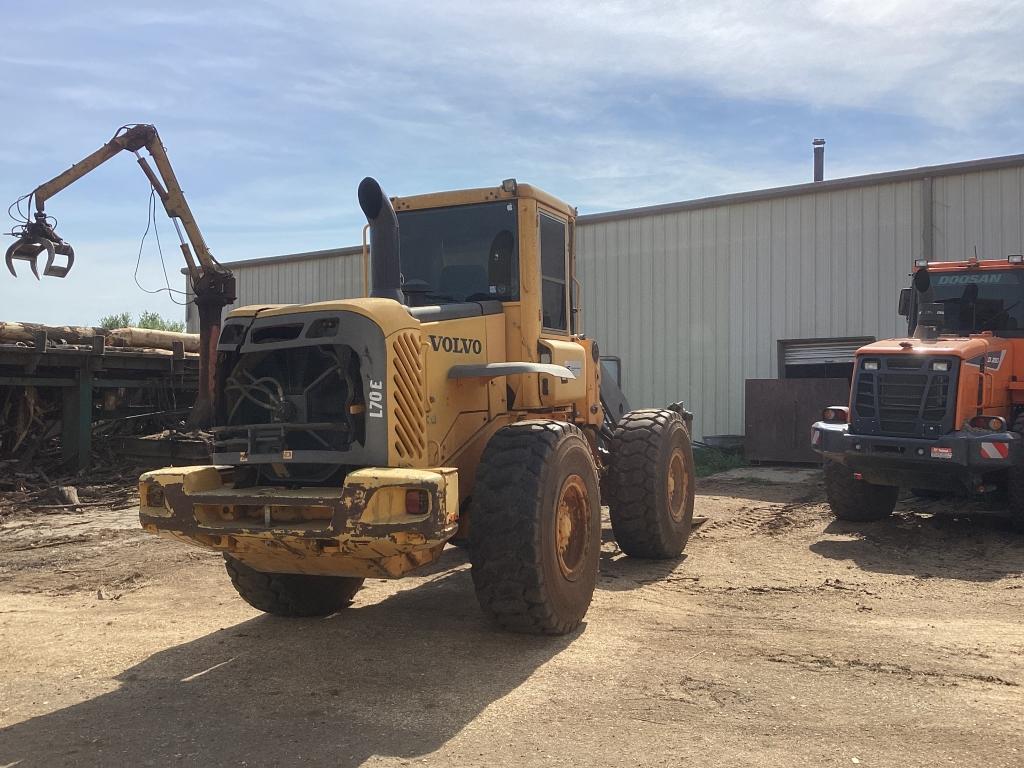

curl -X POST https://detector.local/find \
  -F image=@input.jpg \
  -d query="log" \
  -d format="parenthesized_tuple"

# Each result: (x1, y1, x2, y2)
(106, 327, 199, 353)
(0, 322, 199, 353)
(54, 485, 81, 505)
(0, 321, 108, 346)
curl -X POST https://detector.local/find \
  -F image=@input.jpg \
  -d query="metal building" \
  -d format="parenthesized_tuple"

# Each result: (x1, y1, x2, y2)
(187, 154, 1024, 441)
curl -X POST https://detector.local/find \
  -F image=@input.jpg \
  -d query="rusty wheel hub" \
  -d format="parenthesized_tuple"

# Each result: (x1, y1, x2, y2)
(555, 474, 590, 580)
(666, 449, 688, 523)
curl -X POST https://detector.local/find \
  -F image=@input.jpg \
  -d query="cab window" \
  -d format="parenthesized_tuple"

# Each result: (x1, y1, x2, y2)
(397, 201, 519, 304)
(540, 213, 568, 331)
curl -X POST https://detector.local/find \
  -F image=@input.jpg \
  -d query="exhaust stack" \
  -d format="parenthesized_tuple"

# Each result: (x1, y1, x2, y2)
(357, 177, 403, 302)
(813, 138, 825, 182)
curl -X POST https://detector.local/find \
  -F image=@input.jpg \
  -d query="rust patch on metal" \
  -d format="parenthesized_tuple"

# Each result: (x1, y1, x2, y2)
(139, 467, 458, 578)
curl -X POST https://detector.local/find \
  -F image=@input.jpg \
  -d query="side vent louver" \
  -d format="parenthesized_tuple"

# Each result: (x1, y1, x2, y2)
(392, 330, 427, 463)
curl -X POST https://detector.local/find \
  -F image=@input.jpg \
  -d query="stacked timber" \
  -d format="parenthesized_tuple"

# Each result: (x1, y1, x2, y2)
(0, 322, 198, 353)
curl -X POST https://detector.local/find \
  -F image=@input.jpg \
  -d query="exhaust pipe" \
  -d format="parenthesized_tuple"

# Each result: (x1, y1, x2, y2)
(357, 177, 403, 302)
(812, 138, 825, 182)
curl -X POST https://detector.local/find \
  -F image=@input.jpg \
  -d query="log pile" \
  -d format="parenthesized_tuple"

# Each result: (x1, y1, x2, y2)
(0, 322, 199, 353)
(0, 458, 142, 521)
(0, 385, 62, 464)
(0, 320, 202, 471)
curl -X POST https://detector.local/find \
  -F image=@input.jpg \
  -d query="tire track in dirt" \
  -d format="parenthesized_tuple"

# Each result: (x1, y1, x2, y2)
(765, 652, 1019, 688)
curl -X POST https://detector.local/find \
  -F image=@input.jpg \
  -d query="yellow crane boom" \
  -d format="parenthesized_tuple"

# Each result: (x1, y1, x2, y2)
(4, 124, 236, 426)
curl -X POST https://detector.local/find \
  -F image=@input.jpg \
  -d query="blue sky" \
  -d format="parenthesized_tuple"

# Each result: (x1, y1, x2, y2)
(2, 0, 1022, 326)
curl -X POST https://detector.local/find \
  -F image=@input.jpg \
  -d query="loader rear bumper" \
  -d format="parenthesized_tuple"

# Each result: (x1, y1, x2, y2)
(811, 421, 1021, 490)
(138, 465, 459, 578)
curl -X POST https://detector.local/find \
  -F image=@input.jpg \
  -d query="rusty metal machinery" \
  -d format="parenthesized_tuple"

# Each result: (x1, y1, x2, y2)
(5, 124, 235, 427)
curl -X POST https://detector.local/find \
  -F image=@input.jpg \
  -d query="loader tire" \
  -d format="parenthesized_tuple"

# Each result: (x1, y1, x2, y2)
(1006, 417, 1024, 533)
(470, 420, 601, 635)
(607, 409, 696, 559)
(224, 555, 364, 617)
(823, 460, 898, 522)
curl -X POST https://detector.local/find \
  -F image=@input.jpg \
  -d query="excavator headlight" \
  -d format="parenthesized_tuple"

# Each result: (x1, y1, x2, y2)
(862, 359, 880, 371)
(821, 406, 849, 423)
(930, 360, 950, 372)
(967, 415, 1007, 431)
(1008, 254, 1024, 264)
(914, 258, 929, 268)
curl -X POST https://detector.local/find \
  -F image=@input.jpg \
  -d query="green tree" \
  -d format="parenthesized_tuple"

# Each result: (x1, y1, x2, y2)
(98, 311, 186, 333)
(137, 311, 185, 333)
(98, 312, 133, 330)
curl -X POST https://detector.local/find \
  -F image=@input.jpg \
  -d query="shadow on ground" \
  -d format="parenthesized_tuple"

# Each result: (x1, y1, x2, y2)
(810, 510, 1024, 582)
(445, 529, 692, 594)
(0, 570, 576, 767)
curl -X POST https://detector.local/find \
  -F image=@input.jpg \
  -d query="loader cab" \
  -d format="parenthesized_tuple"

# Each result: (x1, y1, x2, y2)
(391, 179, 580, 343)
(900, 257, 1024, 338)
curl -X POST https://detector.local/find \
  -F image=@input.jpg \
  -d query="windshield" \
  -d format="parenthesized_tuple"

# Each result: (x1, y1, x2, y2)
(913, 269, 1024, 336)
(397, 201, 519, 305)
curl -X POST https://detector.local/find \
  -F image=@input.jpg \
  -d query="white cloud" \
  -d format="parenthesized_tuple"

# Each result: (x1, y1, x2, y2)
(2, 0, 1023, 326)
(263, 0, 1023, 127)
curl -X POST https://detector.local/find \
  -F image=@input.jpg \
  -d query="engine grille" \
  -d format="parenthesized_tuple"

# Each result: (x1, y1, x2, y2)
(851, 356, 959, 438)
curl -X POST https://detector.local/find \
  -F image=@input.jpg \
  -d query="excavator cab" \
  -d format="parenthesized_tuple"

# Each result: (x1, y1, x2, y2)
(5, 214, 75, 279)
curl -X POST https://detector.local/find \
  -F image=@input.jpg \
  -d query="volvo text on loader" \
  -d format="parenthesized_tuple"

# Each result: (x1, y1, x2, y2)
(812, 254, 1024, 530)
(136, 176, 698, 634)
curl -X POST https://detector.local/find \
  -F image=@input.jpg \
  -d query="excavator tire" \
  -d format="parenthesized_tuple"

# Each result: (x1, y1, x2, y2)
(606, 409, 696, 558)
(823, 459, 898, 522)
(224, 555, 364, 617)
(469, 420, 601, 635)
(1006, 416, 1024, 533)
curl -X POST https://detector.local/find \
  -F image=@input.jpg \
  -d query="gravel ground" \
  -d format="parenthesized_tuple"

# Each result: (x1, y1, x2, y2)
(0, 469, 1021, 767)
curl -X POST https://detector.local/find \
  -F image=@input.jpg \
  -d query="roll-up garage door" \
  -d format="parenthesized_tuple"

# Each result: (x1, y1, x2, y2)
(779, 337, 875, 379)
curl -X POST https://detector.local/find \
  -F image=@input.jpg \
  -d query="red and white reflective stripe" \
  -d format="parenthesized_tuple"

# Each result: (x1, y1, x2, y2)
(980, 441, 1010, 459)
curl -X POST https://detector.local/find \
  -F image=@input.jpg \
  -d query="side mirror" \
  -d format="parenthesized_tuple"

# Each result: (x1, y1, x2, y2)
(599, 356, 622, 386)
(898, 288, 911, 317)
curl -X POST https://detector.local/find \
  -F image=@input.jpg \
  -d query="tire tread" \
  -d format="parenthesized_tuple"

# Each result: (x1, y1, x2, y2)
(224, 555, 363, 617)
(469, 420, 598, 635)
(606, 408, 695, 558)
(823, 460, 898, 522)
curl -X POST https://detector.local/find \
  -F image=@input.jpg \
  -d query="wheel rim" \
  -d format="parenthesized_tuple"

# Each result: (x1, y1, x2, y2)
(666, 449, 688, 523)
(555, 474, 591, 581)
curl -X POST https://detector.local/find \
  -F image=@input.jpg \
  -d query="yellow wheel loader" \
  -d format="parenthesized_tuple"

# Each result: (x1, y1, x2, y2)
(139, 177, 697, 633)
(4, 139, 697, 634)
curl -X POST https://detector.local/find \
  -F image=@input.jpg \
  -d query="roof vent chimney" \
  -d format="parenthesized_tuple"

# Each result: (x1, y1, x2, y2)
(813, 138, 825, 182)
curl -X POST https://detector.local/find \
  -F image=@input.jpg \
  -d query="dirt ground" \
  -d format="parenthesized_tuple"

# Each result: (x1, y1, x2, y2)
(1, 469, 1022, 768)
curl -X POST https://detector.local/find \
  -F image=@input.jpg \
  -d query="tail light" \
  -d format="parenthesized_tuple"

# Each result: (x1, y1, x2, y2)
(405, 490, 428, 515)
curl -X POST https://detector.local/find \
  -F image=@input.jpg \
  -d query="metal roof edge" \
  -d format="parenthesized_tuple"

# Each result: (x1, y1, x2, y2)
(578, 153, 1024, 225)
(183, 153, 1024, 274)
(180, 245, 365, 273)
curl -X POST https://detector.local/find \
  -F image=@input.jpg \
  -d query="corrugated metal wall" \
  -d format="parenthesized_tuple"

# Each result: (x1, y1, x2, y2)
(186, 247, 365, 331)
(190, 160, 1024, 440)
(577, 180, 921, 439)
(932, 167, 1024, 262)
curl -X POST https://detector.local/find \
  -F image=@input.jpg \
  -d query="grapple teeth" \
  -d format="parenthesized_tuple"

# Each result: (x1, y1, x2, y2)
(5, 236, 56, 280)
(43, 241, 75, 278)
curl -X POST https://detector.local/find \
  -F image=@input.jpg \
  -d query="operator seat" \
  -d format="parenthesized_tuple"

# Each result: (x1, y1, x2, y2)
(439, 264, 489, 302)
